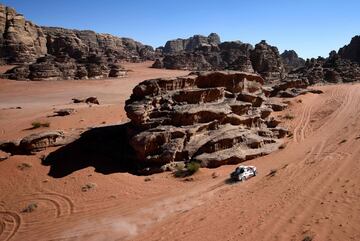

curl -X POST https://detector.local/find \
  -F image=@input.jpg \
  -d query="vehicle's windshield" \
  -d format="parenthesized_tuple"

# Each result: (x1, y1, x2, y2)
(237, 168, 244, 174)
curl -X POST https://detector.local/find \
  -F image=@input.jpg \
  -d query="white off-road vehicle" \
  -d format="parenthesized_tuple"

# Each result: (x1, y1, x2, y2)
(230, 165, 257, 182)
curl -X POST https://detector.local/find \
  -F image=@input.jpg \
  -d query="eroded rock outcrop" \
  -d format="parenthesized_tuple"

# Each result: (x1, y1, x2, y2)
(338, 35, 360, 63)
(163, 33, 221, 54)
(0, 131, 65, 154)
(281, 50, 305, 72)
(125, 72, 287, 170)
(0, 3, 156, 80)
(154, 36, 287, 83)
(250, 40, 285, 83)
(0, 4, 47, 64)
(290, 51, 360, 84)
(4, 54, 127, 80)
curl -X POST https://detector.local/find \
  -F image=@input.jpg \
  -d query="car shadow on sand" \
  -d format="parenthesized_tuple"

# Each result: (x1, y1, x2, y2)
(42, 123, 141, 178)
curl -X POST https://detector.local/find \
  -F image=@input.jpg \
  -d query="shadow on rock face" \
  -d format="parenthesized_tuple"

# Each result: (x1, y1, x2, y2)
(42, 123, 140, 178)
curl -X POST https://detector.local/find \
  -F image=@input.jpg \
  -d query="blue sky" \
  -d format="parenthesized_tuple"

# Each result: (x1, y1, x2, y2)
(2, 0, 359, 58)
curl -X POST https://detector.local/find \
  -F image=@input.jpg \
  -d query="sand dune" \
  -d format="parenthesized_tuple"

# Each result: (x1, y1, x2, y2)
(0, 63, 360, 241)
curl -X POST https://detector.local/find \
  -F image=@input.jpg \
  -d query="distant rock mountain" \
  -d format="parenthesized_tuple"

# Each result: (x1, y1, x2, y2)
(154, 36, 286, 83)
(280, 50, 305, 72)
(163, 33, 221, 54)
(0, 3, 156, 80)
(338, 35, 360, 63)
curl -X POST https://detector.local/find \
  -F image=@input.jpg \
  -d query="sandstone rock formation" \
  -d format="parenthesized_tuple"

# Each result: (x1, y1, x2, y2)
(154, 36, 286, 83)
(290, 51, 360, 85)
(338, 35, 360, 63)
(0, 3, 156, 80)
(163, 33, 221, 54)
(4, 54, 127, 80)
(154, 40, 254, 72)
(281, 50, 305, 72)
(0, 131, 65, 154)
(0, 4, 47, 64)
(125, 72, 287, 170)
(250, 40, 285, 82)
(43, 27, 155, 62)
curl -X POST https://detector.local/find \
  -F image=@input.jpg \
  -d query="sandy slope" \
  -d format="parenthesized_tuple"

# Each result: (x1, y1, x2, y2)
(0, 63, 360, 241)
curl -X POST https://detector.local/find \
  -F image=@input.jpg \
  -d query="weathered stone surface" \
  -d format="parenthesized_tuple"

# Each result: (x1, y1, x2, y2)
(250, 40, 285, 82)
(0, 3, 154, 80)
(3, 54, 127, 80)
(338, 35, 360, 63)
(290, 51, 360, 85)
(154, 36, 287, 83)
(281, 50, 305, 72)
(0, 4, 47, 64)
(163, 33, 220, 54)
(0, 131, 65, 154)
(125, 71, 286, 169)
(19, 131, 65, 153)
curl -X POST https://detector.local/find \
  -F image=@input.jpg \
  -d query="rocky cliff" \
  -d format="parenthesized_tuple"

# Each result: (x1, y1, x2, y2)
(0, 5, 47, 64)
(280, 50, 305, 72)
(338, 35, 360, 63)
(163, 33, 221, 54)
(0, 3, 156, 80)
(154, 37, 286, 83)
(125, 71, 287, 171)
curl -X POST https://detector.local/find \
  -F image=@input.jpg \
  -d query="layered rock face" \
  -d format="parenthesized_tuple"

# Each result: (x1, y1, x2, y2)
(125, 72, 287, 169)
(154, 40, 254, 72)
(0, 4, 155, 80)
(250, 40, 285, 82)
(5, 54, 127, 80)
(163, 33, 221, 54)
(0, 5, 47, 64)
(338, 35, 360, 63)
(43, 27, 155, 62)
(281, 50, 305, 72)
(154, 36, 287, 83)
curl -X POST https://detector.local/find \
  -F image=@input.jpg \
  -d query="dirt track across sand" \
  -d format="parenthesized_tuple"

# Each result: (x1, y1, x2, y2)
(0, 63, 360, 241)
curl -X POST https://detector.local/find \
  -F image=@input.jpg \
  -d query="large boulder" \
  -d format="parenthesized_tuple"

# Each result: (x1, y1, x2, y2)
(125, 72, 286, 169)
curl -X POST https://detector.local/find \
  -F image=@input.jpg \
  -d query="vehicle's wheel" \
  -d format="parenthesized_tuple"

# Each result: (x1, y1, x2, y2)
(241, 176, 246, 182)
(254, 171, 257, 176)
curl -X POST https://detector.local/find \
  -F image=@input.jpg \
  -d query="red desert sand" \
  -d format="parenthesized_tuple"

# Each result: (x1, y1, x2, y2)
(0, 62, 360, 241)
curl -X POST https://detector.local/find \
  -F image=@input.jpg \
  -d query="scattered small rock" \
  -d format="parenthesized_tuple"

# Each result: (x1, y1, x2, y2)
(0, 150, 10, 161)
(81, 183, 97, 192)
(21, 203, 38, 213)
(144, 177, 152, 182)
(53, 108, 75, 116)
(72, 97, 99, 105)
(17, 162, 32, 170)
(183, 177, 194, 182)
(211, 172, 219, 179)
(302, 235, 313, 241)
(339, 139, 347, 144)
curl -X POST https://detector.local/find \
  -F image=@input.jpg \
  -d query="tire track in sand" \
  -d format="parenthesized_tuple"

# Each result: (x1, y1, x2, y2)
(0, 211, 21, 241)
